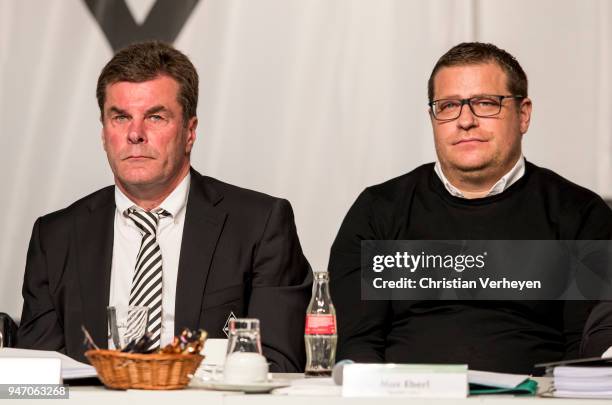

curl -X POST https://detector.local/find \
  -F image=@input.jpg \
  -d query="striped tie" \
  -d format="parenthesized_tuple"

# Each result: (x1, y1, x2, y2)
(125, 207, 170, 351)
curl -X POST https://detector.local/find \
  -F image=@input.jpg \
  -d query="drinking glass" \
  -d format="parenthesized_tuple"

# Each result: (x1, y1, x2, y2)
(226, 318, 262, 355)
(224, 318, 268, 383)
(107, 306, 149, 350)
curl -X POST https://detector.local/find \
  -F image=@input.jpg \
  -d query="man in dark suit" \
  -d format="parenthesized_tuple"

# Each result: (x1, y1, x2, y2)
(17, 41, 311, 372)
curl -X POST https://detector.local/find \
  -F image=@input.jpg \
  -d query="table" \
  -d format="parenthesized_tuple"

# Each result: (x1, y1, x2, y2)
(10, 375, 612, 404)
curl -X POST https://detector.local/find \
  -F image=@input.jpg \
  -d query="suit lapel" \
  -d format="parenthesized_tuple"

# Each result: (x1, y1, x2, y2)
(75, 188, 115, 349)
(175, 170, 227, 334)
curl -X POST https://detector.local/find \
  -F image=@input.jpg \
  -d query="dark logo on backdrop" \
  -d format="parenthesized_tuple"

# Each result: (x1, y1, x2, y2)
(83, 0, 200, 52)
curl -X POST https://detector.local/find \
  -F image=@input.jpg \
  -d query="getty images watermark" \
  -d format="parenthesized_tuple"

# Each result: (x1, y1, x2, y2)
(361, 240, 612, 300)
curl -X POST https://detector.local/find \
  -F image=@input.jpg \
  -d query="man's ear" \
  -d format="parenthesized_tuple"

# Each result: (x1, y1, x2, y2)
(101, 130, 107, 152)
(428, 107, 436, 125)
(185, 116, 198, 154)
(100, 113, 107, 152)
(519, 98, 532, 134)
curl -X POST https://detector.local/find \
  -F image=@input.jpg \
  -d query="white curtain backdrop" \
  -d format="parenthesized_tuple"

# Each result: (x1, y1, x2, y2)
(1, 0, 611, 319)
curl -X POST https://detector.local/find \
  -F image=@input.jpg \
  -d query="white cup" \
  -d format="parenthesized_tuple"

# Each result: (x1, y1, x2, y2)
(223, 352, 268, 383)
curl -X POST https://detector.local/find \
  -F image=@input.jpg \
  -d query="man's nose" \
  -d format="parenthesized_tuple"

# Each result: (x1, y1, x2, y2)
(457, 102, 477, 129)
(127, 120, 147, 144)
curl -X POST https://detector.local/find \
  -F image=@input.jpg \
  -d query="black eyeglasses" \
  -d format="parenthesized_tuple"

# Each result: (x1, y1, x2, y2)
(428, 95, 525, 121)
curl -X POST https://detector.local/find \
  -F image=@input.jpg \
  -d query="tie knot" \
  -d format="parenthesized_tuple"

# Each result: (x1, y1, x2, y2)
(125, 207, 171, 235)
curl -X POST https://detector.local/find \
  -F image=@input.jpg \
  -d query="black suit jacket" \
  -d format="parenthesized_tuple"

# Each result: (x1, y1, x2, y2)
(17, 169, 312, 372)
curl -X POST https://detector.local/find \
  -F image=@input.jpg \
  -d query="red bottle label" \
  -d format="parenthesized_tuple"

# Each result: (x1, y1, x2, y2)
(305, 314, 336, 335)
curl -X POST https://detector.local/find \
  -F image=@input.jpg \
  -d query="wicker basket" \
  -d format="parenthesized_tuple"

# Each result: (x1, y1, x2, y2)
(85, 350, 204, 390)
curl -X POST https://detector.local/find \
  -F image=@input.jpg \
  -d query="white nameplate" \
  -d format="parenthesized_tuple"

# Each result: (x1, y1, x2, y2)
(0, 358, 61, 384)
(342, 363, 468, 398)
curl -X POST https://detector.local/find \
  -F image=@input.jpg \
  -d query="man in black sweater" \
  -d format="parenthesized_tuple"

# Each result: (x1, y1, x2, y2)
(328, 42, 612, 374)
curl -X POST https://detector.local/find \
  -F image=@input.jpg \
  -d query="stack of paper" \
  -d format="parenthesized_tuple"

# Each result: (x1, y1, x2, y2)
(0, 348, 97, 380)
(553, 366, 612, 399)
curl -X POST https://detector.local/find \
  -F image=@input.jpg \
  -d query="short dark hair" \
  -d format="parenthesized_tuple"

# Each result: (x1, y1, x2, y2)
(96, 41, 198, 123)
(428, 42, 528, 102)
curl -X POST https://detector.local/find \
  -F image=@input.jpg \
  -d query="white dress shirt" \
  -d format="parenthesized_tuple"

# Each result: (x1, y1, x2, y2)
(108, 173, 190, 348)
(434, 155, 526, 198)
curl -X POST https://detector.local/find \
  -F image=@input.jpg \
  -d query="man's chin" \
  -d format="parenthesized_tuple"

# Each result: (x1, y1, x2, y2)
(116, 174, 161, 189)
(448, 158, 493, 173)
(455, 163, 490, 173)
(444, 145, 496, 170)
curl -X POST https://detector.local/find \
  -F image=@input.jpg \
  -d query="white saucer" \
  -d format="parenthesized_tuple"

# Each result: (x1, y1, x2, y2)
(190, 377, 291, 393)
